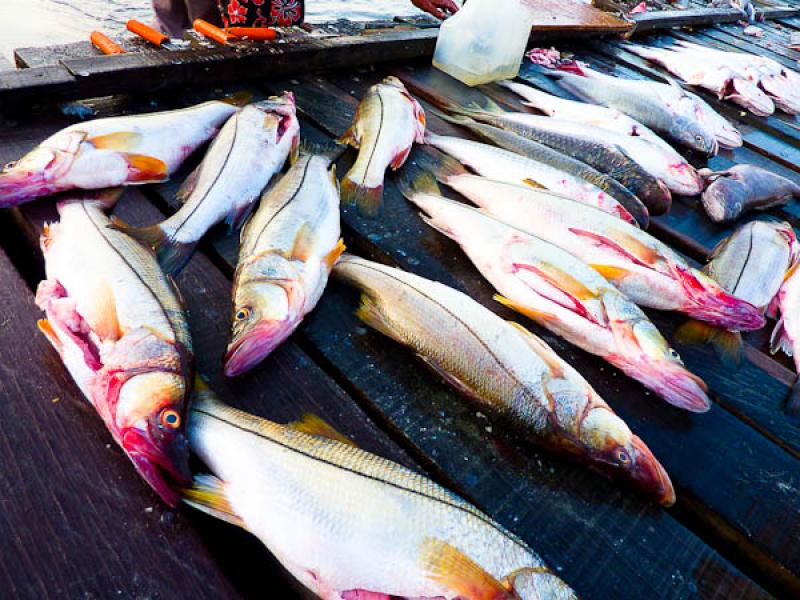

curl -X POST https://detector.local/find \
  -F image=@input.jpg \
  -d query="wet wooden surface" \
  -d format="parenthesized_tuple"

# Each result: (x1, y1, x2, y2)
(2, 10, 800, 600)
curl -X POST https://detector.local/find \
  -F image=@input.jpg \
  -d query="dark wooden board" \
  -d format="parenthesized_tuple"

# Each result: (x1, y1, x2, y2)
(631, 7, 800, 33)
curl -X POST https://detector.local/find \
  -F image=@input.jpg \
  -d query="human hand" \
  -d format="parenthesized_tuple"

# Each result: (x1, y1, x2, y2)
(411, 0, 460, 20)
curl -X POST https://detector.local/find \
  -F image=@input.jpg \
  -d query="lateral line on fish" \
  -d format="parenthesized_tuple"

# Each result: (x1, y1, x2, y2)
(357, 89, 385, 189)
(730, 227, 754, 296)
(168, 115, 241, 241)
(192, 405, 534, 548)
(83, 202, 179, 343)
(348, 262, 535, 403)
(250, 157, 314, 250)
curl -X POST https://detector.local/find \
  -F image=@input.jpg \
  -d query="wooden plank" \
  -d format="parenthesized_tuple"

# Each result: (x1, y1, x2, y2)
(631, 7, 800, 33)
(288, 68, 800, 596)
(526, 0, 632, 33)
(145, 75, 785, 597)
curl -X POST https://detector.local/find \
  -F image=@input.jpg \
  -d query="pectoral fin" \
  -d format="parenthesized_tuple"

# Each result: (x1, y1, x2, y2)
(420, 538, 512, 600)
(323, 239, 347, 270)
(290, 223, 316, 262)
(182, 474, 246, 529)
(494, 294, 556, 323)
(337, 127, 360, 149)
(88, 131, 142, 151)
(88, 280, 121, 341)
(37, 318, 62, 351)
(507, 321, 564, 377)
(522, 177, 546, 190)
(288, 413, 357, 447)
(590, 264, 633, 283)
(123, 153, 169, 183)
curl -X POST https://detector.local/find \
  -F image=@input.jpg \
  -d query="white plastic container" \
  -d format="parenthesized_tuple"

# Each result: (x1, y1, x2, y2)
(433, 0, 534, 86)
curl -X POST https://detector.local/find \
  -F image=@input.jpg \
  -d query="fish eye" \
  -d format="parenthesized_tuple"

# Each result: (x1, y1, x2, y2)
(616, 449, 631, 465)
(159, 408, 181, 429)
(695, 134, 704, 144)
(4, 161, 16, 170)
(235, 307, 251, 322)
(669, 348, 681, 361)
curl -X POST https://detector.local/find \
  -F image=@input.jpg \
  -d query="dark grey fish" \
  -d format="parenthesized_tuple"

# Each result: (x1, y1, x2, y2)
(700, 165, 800, 223)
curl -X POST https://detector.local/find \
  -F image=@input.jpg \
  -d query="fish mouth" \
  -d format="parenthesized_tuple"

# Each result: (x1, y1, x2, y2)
(640, 362, 711, 413)
(0, 168, 63, 208)
(700, 179, 746, 223)
(224, 319, 299, 377)
(123, 428, 192, 507)
(627, 435, 676, 506)
(666, 163, 703, 196)
(722, 79, 774, 117)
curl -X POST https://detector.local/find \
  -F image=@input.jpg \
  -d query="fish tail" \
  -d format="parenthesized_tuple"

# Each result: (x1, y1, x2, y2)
(675, 319, 743, 368)
(220, 90, 253, 107)
(109, 218, 196, 275)
(786, 379, 800, 416)
(340, 177, 383, 218)
(297, 139, 347, 163)
(182, 474, 246, 528)
(395, 163, 441, 200)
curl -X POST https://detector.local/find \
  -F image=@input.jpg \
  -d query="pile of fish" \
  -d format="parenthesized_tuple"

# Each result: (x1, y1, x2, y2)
(4, 45, 800, 596)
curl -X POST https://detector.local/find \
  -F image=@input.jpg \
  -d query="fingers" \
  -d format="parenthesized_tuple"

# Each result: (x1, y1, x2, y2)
(438, 0, 460, 14)
(412, 0, 459, 19)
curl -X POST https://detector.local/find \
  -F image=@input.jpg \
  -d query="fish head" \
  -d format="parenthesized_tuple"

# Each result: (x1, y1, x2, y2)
(115, 370, 192, 506)
(580, 406, 675, 506)
(677, 265, 766, 331)
(701, 174, 748, 223)
(721, 78, 775, 117)
(673, 115, 717, 156)
(224, 277, 302, 377)
(604, 293, 711, 412)
(254, 92, 300, 156)
(0, 139, 81, 207)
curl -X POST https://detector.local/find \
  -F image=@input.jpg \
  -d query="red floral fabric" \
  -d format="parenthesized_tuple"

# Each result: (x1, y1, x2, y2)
(218, 0, 304, 28)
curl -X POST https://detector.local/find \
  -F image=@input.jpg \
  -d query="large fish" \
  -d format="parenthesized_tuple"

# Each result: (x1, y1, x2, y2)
(338, 76, 426, 216)
(673, 41, 800, 115)
(497, 79, 681, 149)
(439, 174, 765, 332)
(114, 94, 300, 275)
(626, 44, 775, 117)
(430, 100, 664, 217)
(335, 255, 674, 502)
(771, 260, 800, 414)
(425, 133, 638, 224)
(35, 191, 194, 506)
(185, 385, 580, 599)
(0, 100, 240, 208)
(677, 221, 797, 365)
(552, 66, 719, 155)
(700, 165, 800, 223)
(224, 153, 345, 377)
(402, 181, 709, 412)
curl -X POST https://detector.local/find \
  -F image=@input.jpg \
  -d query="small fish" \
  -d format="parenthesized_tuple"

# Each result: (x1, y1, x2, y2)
(0, 100, 240, 208)
(439, 174, 765, 332)
(677, 221, 798, 365)
(771, 262, 800, 414)
(497, 80, 678, 149)
(224, 153, 345, 377)
(401, 177, 708, 413)
(425, 132, 638, 225)
(700, 165, 800, 223)
(186, 384, 581, 599)
(626, 44, 775, 117)
(338, 76, 426, 216)
(114, 94, 300, 275)
(35, 190, 194, 506)
(430, 100, 661, 219)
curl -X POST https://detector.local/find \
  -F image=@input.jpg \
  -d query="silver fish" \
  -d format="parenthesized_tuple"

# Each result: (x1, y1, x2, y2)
(700, 165, 800, 223)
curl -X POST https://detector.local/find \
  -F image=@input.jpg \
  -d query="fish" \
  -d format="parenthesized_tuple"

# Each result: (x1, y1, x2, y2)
(673, 41, 800, 115)
(185, 384, 581, 599)
(772, 260, 800, 414)
(338, 76, 426, 217)
(34, 190, 194, 506)
(700, 165, 800, 223)
(400, 178, 709, 413)
(335, 254, 675, 501)
(438, 173, 765, 332)
(677, 221, 798, 365)
(678, 91, 744, 151)
(429, 98, 668, 216)
(551, 66, 719, 155)
(224, 153, 345, 377)
(0, 99, 240, 208)
(497, 79, 678, 149)
(424, 132, 638, 225)
(626, 44, 775, 117)
(113, 94, 301, 275)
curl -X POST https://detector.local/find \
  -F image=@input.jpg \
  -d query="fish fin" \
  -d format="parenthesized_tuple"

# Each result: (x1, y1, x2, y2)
(396, 167, 441, 198)
(289, 223, 315, 262)
(109, 218, 194, 275)
(176, 162, 202, 205)
(220, 90, 253, 107)
(674, 319, 718, 346)
(323, 239, 346, 270)
(712, 330, 743, 368)
(182, 474, 246, 529)
(408, 151, 468, 185)
(288, 413, 357, 447)
(355, 293, 400, 341)
(123, 153, 169, 183)
(225, 200, 256, 232)
(494, 294, 556, 323)
(520, 261, 598, 301)
(340, 178, 383, 218)
(589, 264, 633, 283)
(570, 228, 656, 267)
(522, 177, 546, 190)
(784, 261, 800, 282)
(389, 144, 412, 170)
(418, 355, 480, 400)
(90, 280, 122, 341)
(87, 131, 142, 151)
(298, 140, 347, 163)
(336, 126, 360, 149)
(37, 319, 62, 351)
(420, 538, 512, 600)
(506, 321, 565, 377)
(770, 316, 793, 357)
(786, 379, 800, 416)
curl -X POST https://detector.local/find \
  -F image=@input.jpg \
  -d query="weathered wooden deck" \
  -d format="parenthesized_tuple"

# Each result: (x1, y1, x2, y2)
(1, 8, 799, 600)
